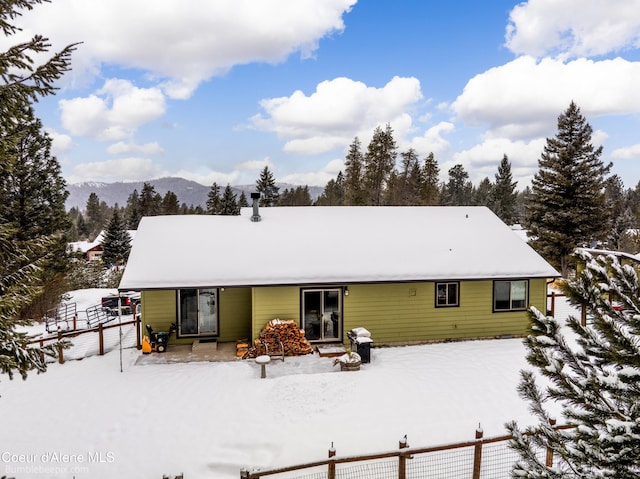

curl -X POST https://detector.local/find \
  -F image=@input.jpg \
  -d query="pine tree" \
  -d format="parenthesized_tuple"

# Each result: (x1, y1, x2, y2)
(206, 182, 221, 214)
(524, 102, 612, 277)
(472, 177, 493, 206)
(442, 164, 473, 205)
(0, 0, 77, 381)
(161, 190, 180, 215)
(85, 192, 106, 238)
(124, 189, 142, 229)
(507, 251, 640, 478)
(395, 148, 423, 205)
(489, 154, 518, 224)
(316, 172, 345, 206)
(256, 166, 279, 207)
(343, 137, 367, 205)
(139, 182, 162, 217)
(101, 208, 131, 269)
(238, 191, 249, 208)
(421, 152, 441, 206)
(363, 124, 397, 206)
(219, 184, 240, 215)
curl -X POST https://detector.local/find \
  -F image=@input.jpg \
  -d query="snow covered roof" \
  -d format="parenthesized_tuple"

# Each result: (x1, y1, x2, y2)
(118, 206, 560, 290)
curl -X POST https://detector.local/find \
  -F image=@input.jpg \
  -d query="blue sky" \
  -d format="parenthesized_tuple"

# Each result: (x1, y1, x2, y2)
(8, 0, 640, 190)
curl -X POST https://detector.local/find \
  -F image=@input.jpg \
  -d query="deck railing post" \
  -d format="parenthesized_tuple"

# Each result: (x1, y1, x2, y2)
(136, 316, 142, 349)
(545, 418, 557, 467)
(472, 426, 483, 479)
(398, 435, 409, 479)
(328, 442, 336, 479)
(98, 323, 104, 356)
(57, 330, 64, 364)
(550, 291, 555, 317)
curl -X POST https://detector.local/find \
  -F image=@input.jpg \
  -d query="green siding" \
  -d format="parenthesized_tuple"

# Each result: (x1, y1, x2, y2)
(218, 288, 252, 342)
(141, 288, 252, 345)
(143, 278, 548, 347)
(251, 286, 300, 340)
(343, 279, 546, 344)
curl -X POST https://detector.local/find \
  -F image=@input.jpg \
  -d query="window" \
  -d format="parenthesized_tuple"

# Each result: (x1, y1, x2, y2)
(436, 282, 459, 307)
(177, 288, 218, 337)
(493, 280, 528, 311)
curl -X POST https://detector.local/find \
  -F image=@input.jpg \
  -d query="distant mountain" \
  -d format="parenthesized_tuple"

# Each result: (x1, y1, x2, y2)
(65, 177, 324, 211)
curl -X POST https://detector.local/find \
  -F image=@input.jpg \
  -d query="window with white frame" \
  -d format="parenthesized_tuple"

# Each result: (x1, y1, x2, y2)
(493, 280, 528, 311)
(436, 282, 459, 307)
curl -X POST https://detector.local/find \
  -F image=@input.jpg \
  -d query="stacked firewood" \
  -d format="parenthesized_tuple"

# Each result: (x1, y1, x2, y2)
(244, 318, 313, 358)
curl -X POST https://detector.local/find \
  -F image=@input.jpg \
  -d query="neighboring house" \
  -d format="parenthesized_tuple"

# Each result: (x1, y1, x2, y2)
(69, 230, 136, 262)
(118, 206, 559, 348)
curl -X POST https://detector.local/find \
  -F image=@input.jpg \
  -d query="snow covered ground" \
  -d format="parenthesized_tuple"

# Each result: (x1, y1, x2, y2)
(0, 289, 578, 479)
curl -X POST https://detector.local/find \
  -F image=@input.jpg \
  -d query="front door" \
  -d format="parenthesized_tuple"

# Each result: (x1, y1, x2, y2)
(178, 288, 218, 337)
(302, 288, 342, 342)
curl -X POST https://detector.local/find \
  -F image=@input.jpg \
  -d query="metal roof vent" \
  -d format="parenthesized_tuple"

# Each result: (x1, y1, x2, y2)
(250, 192, 261, 222)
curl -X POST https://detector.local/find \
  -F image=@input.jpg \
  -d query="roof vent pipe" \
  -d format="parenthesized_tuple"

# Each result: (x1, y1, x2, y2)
(250, 192, 261, 222)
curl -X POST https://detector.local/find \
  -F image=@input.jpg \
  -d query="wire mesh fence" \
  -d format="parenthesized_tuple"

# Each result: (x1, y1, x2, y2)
(240, 427, 570, 479)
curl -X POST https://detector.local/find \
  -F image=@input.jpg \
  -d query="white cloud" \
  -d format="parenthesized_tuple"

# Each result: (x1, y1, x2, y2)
(237, 158, 275, 171)
(506, 0, 640, 58)
(46, 129, 74, 155)
(107, 142, 164, 155)
(60, 79, 166, 141)
(12, 0, 356, 99)
(452, 56, 640, 140)
(407, 122, 455, 158)
(68, 157, 166, 183)
(450, 137, 547, 187)
(611, 143, 640, 159)
(280, 158, 344, 186)
(251, 76, 423, 155)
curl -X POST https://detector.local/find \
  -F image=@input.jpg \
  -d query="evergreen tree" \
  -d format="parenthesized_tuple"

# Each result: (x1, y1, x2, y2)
(279, 185, 312, 206)
(421, 152, 441, 206)
(85, 192, 106, 238)
(139, 182, 161, 217)
(161, 190, 180, 215)
(219, 184, 240, 215)
(343, 137, 367, 205)
(473, 177, 493, 206)
(316, 171, 345, 206)
(363, 124, 397, 206)
(395, 148, 423, 205)
(206, 182, 221, 214)
(507, 251, 640, 478)
(256, 166, 279, 207)
(100, 208, 131, 269)
(238, 191, 249, 208)
(0, 0, 77, 380)
(524, 102, 612, 277)
(124, 189, 142, 229)
(489, 154, 518, 224)
(442, 164, 473, 205)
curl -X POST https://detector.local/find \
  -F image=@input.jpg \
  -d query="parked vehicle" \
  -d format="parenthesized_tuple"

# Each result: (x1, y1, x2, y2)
(101, 291, 141, 316)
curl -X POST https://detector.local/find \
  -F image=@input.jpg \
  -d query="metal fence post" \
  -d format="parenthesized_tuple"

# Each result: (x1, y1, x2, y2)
(472, 426, 483, 479)
(328, 442, 336, 479)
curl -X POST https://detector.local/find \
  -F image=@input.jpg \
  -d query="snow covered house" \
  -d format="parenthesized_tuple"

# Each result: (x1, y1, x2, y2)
(118, 206, 559, 348)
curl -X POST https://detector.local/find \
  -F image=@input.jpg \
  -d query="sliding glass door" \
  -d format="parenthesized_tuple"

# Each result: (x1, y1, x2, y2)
(178, 288, 218, 337)
(302, 288, 342, 342)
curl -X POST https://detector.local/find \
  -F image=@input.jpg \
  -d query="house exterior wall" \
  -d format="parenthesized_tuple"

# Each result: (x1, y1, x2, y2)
(250, 278, 548, 345)
(141, 287, 252, 345)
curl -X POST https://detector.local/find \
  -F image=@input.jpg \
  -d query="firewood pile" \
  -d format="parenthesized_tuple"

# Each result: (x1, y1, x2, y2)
(243, 318, 313, 358)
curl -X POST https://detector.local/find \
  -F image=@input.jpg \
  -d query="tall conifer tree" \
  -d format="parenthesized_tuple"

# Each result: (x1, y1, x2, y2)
(489, 154, 518, 224)
(508, 251, 640, 477)
(363, 124, 397, 206)
(0, 0, 77, 380)
(256, 166, 279, 207)
(421, 152, 441, 205)
(343, 137, 367, 205)
(524, 102, 611, 277)
(101, 208, 131, 269)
